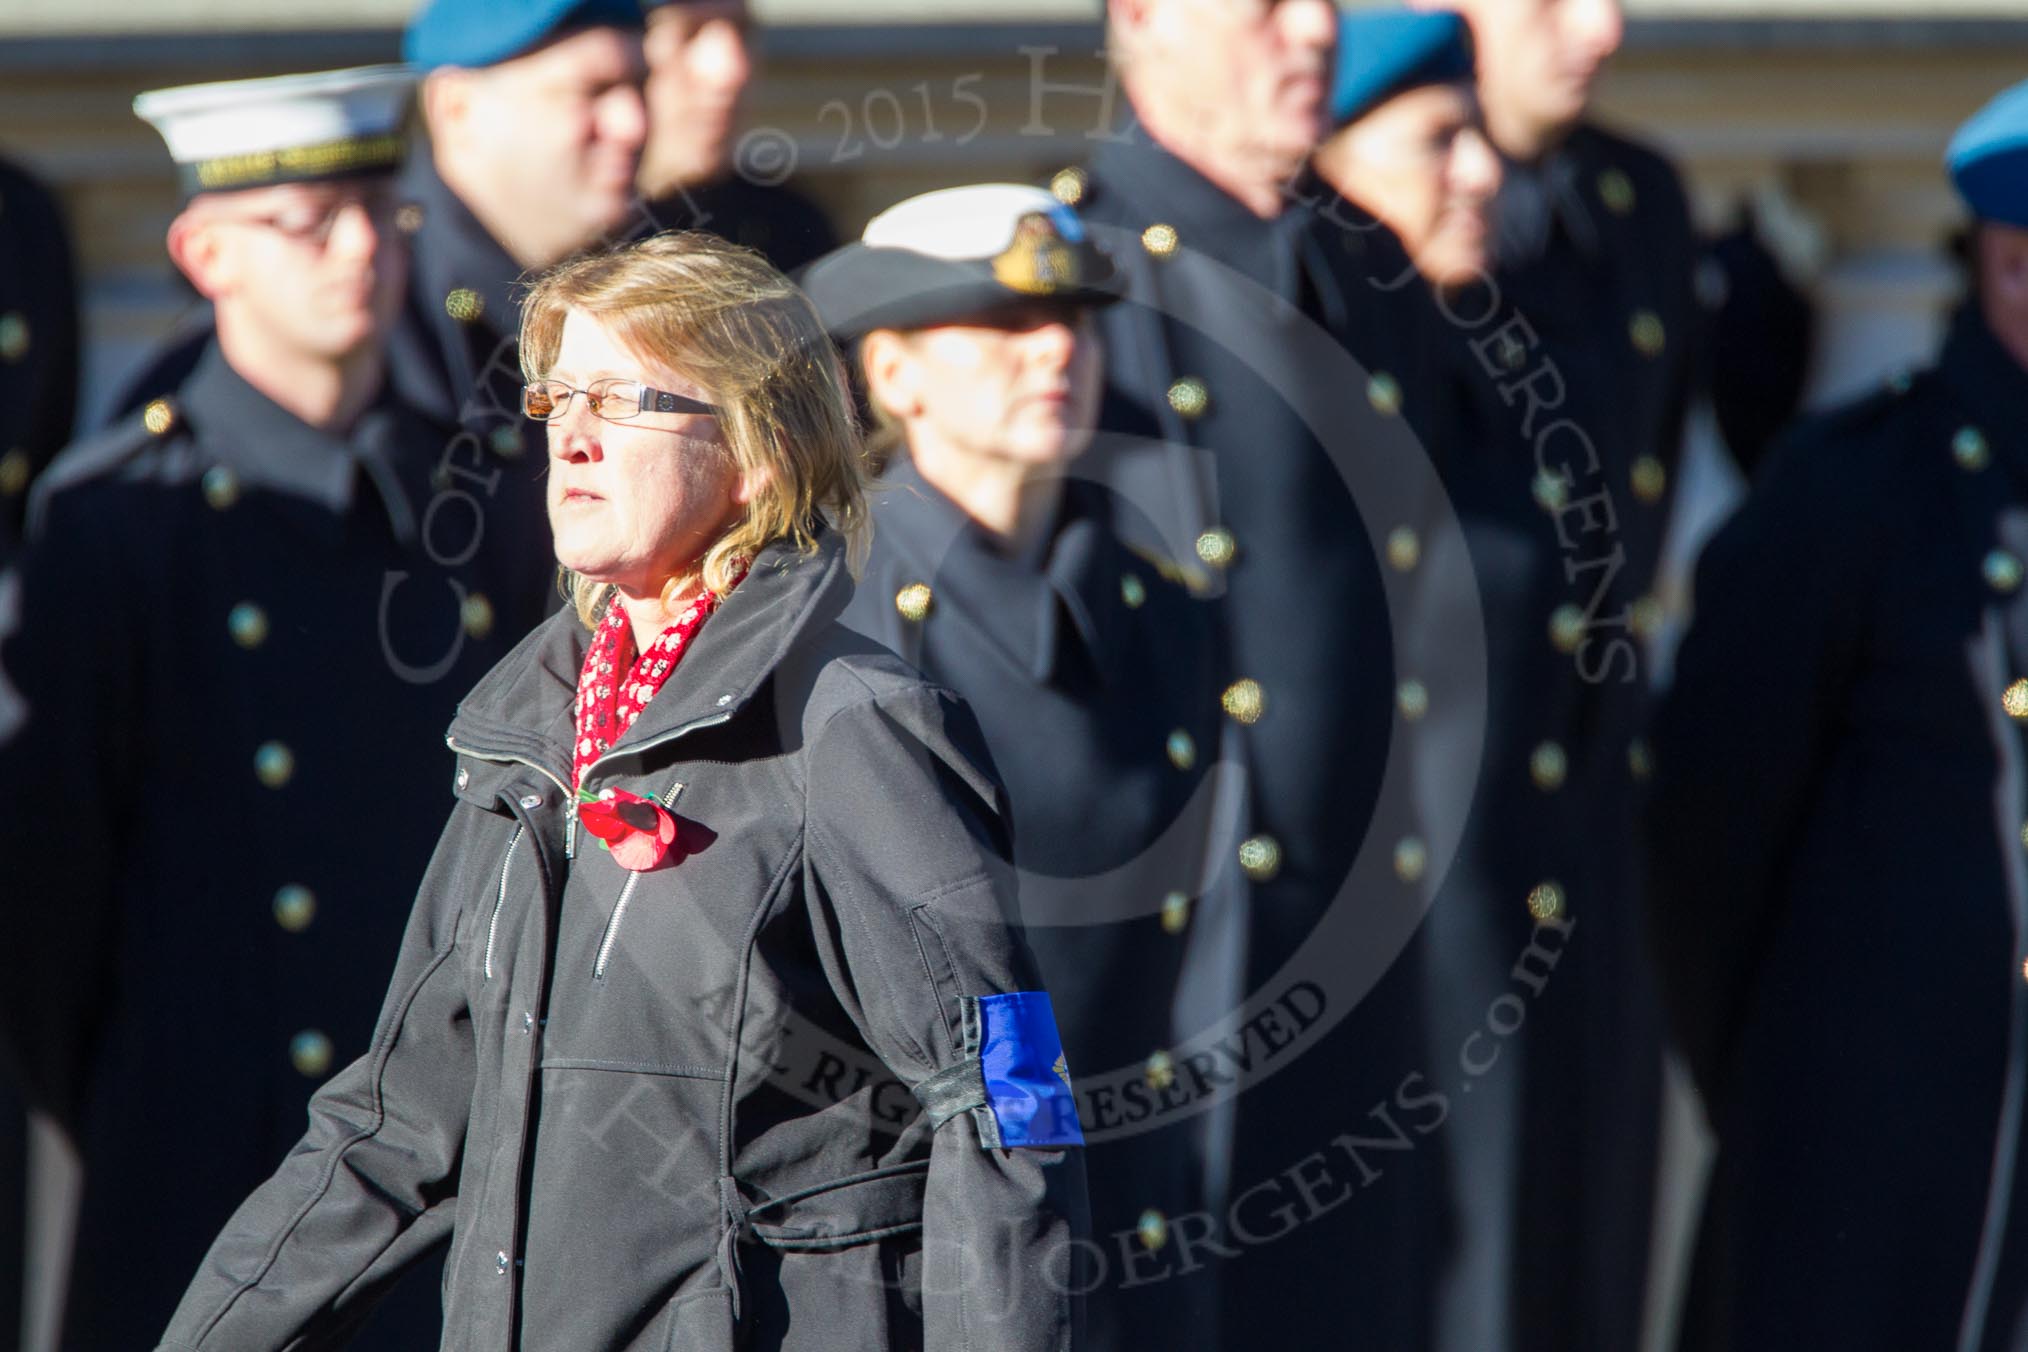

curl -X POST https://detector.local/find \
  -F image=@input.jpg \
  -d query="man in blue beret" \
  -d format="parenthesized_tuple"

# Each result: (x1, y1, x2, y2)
(1313, 9, 1500, 291)
(395, 0, 647, 478)
(1647, 77, 2028, 1351)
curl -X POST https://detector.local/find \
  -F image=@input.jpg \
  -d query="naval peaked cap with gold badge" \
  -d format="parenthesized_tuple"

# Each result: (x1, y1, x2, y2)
(801, 184, 1123, 342)
(133, 65, 416, 199)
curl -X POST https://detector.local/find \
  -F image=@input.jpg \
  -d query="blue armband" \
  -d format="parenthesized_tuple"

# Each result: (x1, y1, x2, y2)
(975, 991, 1084, 1148)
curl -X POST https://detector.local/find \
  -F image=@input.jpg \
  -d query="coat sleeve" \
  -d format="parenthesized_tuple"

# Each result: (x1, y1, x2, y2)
(803, 682, 1089, 1352)
(1642, 419, 1878, 1104)
(154, 828, 478, 1352)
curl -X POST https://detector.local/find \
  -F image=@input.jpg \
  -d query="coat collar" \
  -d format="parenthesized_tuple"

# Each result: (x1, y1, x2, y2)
(448, 529, 857, 789)
(180, 341, 420, 540)
(399, 148, 526, 343)
(1938, 301, 2028, 493)
(876, 453, 1132, 687)
(1087, 126, 1315, 295)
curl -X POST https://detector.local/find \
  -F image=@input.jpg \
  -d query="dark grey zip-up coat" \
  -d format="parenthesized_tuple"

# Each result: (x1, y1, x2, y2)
(155, 531, 1087, 1352)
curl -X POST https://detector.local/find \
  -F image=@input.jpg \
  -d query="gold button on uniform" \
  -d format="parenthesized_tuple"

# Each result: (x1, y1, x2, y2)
(1194, 527, 1236, 569)
(0, 448, 28, 497)
(1986, 552, 2024, 595)
(143, 398, 178, 436)
(1955, 427, 1991, 472)
(1629, 738, 1654, 782)
(1631, 455, 1667, 504)
(1397, 679, 1429, 721)
(1221, 678, 1265, 725)
(1166, 377, 1209, 419)
(1367, 372, 1402, 417)
(1144, 1050, 1176, 1091)
(1630, 310, 1667, 358)
(1598, 168, 1636, 215)
(289, 1029, 334, 1079)
(1239, 834, 1282, 882)
(1533, 469, 1569, 514)
(1161, 892, 1191, 934)
(255, 741, 296, 789)
(445, 288, 484, 323)
(2006, 679, 2028, 720)
(1137, 1209, 1170, 1251)
(1166, 729, 1197, 771)
(273, 884, 317, 932)
(1394, 836, 1427, 883)
(1530, 741, 1568, 791)
(1549, 604, 1586, 654)
(1050, 167, 1088, 206)
(394, 203, 425, 235)
(1141, 223, 1179, 258)
(228, 602, 269, 649)
(202, 465, 240, 511)
(463, 592, 496, 638)
(1386, 525, 1420, 572)
(1631, 594, 1664, 639)
(1527, 881, 1566, 922)
(895, 582, 933, 623)
(0, 312, 28, 362)
(1120, 573, 1147, 609)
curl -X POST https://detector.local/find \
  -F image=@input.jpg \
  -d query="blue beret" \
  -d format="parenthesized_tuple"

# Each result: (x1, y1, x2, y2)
(1949, 79, 2028, 230)
(404, 0, 644, 70)
(1331, 9, 1475, 130)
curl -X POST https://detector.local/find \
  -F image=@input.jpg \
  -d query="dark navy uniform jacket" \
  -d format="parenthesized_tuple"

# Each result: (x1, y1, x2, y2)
(1065, 129, 1453, 1347)
(839, 452, 1221, 1349)
(1369, 121, 1700, 1352)
(642, 174, 839, 276)
(1649, 303, 2028, 1352)
(0, 345, 536, 1349)
(0, 156, 81, 550)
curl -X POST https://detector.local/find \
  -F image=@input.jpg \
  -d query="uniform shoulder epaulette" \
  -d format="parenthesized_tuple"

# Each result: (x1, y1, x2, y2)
(24, 399, 184, 525)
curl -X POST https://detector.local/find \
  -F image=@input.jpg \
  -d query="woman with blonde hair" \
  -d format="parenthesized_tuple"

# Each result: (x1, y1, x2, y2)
(157, 230, 1088, 1352)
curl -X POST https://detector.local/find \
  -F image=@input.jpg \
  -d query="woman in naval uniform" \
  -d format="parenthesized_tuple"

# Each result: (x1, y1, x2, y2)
(803, 184, 1225, 1351)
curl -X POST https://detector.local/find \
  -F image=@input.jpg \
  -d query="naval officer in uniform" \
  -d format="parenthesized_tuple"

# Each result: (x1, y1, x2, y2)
(1648, 79, 2028, 1352)
(806, 183, 1221, 1350)
(0, 67, 521, 1349)
(1054, 0, 1467, 1342)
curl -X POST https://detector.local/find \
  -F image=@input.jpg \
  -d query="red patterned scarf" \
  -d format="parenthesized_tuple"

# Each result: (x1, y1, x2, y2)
(573, 572, 741, 790)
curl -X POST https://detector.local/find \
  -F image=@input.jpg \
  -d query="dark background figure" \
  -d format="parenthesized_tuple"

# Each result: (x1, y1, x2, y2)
(635, 0, 838, 273)
(0, 66, 529, 1350)
(0, 150, 80, 1352)
(1702, 204, 1818, 478)
(1063, 0, 1450, 1344)
(807, 183, 1222, 1349)
(0, 158, 80, 555)
(1380, 1, 1703, 1347)
(1646, 78, 2028, 1351)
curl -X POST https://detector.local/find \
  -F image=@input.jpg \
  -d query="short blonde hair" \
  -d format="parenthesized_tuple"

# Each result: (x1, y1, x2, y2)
(520, 231, 870, 628)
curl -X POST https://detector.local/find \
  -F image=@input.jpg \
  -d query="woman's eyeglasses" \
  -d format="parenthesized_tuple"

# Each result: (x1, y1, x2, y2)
(522, 378, 723, 424)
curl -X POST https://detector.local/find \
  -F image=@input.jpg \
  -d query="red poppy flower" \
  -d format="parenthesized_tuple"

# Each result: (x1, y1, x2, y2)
(577, 787, 680, 871)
